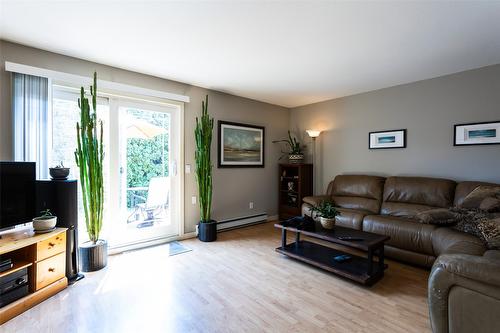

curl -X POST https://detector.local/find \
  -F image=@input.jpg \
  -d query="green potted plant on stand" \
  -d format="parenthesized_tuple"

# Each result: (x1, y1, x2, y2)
(311, 201, 340, 230)
(32, 209, 57, 234)
(195, 95, 217, 242)
(272, 131, 304, 163)
(75, 72, 107, 272)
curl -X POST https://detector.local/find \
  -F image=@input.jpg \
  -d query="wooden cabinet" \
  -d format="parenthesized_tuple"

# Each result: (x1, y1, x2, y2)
(0, 228, 68, 324)
(278, 164, 313, 220)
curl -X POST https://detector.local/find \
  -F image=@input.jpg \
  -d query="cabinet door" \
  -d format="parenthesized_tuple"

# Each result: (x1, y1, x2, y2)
(35, 252, 66, 290)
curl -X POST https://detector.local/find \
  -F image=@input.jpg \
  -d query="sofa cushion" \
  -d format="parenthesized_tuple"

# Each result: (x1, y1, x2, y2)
(477, 217, 500, 250)
(483, 250, 500, 261)
(460, 185, 500, 209)
(431, 227, 486, 257)
(381, 202, 438, 217)
(451, 208, 500, 247)
(381, 176, 456, 216)
(335, 208, 369, 230)
(454, 181, 498, 207)
(480, 197, 500, 212)
(416, 208, 458, 225)
(302, 195, 332, 207)
(326, 175, 385, 214)
(363, 215, 436, 255)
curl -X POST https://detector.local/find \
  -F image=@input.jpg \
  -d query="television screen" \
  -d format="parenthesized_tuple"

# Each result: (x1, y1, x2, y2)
(0, 162, 36, 230)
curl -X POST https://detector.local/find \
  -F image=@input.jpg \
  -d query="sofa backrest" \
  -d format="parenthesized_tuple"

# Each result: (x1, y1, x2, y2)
(381, 176, 456, 216)
(454, 181, 499, 207)
(327, 175, 385, 214)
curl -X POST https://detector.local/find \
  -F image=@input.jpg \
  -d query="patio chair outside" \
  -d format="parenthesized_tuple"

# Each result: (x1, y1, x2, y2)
(127, 176, 170, 226)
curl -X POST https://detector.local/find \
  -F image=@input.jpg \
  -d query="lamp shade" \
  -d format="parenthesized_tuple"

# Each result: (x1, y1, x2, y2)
(306, 130, 321, 138)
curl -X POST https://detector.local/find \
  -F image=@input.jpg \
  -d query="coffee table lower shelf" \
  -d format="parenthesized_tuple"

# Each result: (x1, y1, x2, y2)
(276, 240, 384, 286)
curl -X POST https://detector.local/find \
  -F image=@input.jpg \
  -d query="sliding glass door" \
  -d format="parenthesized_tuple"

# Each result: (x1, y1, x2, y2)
(109, 101, 180, 247)
(51, 87, 182, 249)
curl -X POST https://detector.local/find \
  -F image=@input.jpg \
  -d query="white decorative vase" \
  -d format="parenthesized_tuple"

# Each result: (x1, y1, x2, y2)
(32, 216, 57, 232)
(288, 154, 304, 163)
(320, 217, 336, 229)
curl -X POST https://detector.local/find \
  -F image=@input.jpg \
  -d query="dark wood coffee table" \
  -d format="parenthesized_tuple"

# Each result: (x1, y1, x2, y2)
(274, 219, 390, 286)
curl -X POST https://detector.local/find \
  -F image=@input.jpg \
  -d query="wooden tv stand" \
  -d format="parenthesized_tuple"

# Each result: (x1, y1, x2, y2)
(0, 227, 68, 324)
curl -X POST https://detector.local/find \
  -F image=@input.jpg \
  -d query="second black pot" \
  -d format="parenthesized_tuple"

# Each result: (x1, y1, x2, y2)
(79, 239, 108, 272)
(198, 220, 217, 242)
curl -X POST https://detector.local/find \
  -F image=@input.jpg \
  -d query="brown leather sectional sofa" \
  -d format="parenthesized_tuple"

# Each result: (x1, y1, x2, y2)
(302, 175, 500, 333)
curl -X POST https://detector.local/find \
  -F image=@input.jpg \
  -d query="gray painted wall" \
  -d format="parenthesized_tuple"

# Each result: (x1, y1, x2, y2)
(290, 64, 500, 194)
(2, 40, 499, 235)
(0, 41, 289, 233)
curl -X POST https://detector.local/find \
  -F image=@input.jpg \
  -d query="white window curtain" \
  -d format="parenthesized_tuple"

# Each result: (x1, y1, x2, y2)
(12, 73, 50, 179)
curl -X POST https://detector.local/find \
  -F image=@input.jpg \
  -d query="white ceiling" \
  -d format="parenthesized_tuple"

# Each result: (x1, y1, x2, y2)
(1, 1, 500, 108)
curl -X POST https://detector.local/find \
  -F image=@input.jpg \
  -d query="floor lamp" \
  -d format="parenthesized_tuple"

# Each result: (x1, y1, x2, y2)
(306, 130, 321, 195)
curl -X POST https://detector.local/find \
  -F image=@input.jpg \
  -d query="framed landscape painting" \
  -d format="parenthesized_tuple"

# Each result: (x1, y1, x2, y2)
(369, 129, 407, 149)
(218, 121, 265, 168)
(454, 121, 500, 146)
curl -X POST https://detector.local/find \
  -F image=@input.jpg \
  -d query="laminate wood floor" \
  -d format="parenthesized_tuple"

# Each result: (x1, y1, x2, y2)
(1, 222, 431, 333)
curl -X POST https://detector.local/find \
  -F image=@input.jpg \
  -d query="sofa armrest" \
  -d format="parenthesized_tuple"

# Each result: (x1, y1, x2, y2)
(302, 195, 332, 207)
(428, 254, 500, 333)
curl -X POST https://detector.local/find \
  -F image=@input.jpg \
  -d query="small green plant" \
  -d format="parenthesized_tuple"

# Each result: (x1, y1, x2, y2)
(272, 131, 303, 159)
(40, 209, 53, 217)
(311, 201, 340, 219)
(195, 95, 214, 223)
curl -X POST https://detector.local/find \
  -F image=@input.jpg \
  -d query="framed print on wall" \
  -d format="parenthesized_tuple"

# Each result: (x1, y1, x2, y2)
(218, 121, 265, 168)
(454, 121, 500, 146)
(369, 129, 407, 149)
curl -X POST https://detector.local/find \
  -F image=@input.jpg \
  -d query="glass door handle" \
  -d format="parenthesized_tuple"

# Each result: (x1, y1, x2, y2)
(171, 161, 177, 176)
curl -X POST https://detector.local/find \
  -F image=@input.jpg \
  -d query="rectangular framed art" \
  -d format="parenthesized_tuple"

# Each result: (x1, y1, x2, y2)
(369, 129, 407, 149)
(218, 121, 265, 168)
(454, 121, 500, 146)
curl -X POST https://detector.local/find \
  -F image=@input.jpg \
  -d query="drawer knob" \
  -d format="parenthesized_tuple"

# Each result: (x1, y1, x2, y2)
(49, 242, 55, 247)
(48, 268, 55, 272)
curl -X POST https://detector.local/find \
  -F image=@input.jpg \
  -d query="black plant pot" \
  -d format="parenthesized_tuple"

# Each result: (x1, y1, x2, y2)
(79, 240, 108, 272)
(198, 220, 217, 242)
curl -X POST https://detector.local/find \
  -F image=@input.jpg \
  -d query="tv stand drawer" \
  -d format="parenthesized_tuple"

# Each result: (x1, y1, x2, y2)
(36, 231, 66, 261)
(35, 252, 66, 290)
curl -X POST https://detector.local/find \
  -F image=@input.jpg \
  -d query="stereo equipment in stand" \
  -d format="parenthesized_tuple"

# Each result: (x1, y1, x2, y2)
(36, 179, 84, 284)
(0, 257, 13, 273)
(0, 267, 29, 307)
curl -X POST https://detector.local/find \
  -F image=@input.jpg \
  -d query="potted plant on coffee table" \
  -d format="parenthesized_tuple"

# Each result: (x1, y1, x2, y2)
(195, 95, 217, 242)
(311, 201, 340, 230)
(74, 72, 107, 272)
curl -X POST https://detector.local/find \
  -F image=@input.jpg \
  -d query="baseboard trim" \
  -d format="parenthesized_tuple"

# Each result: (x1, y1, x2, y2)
(216, 213, 268, 232)
(108, 232, 197, 255)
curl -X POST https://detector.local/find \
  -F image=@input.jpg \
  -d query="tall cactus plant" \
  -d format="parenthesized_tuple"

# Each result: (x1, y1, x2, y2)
(74, 72, 104, 244)
(195, 95, 214, 222)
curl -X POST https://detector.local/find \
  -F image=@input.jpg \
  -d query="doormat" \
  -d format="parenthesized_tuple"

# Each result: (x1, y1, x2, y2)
(168, 241, 192, 256)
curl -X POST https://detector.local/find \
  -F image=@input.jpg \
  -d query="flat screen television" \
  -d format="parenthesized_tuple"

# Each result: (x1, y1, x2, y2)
(0, 162, 36, 231)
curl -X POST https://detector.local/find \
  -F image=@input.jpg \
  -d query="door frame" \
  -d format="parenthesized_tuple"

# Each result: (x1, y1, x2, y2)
(50, 83, 187, 252)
